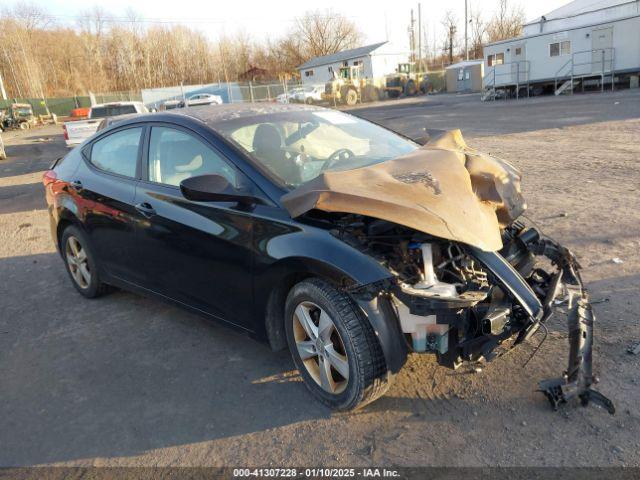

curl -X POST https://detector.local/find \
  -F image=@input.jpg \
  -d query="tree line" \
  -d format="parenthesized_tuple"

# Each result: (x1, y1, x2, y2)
(0, 0, 525, 99)
(0, 2, 362, 98)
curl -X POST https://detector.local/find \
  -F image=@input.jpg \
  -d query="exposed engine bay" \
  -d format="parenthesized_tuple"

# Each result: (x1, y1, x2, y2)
(284, 128, 613, 413)
(327, 214, 615, 414)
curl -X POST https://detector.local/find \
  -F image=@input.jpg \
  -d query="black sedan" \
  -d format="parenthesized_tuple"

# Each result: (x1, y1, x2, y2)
(43, 103, 612, 413)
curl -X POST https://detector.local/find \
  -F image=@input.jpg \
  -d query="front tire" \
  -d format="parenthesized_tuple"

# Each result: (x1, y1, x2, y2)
(60, 225, 110, 298)
(344, 88, 358, 106)
(404, 80, 417, 96)
(285, 278, 392, 410)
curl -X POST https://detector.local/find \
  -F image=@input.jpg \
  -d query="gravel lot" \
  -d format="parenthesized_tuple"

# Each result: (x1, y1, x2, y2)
(1, 91, 639, 467)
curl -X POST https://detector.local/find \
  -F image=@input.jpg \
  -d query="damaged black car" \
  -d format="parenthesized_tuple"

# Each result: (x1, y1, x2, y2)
(44, 103, 613, 412)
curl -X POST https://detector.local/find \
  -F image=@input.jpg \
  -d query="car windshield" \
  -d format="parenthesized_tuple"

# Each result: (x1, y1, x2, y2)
(217, 109, 418, 188)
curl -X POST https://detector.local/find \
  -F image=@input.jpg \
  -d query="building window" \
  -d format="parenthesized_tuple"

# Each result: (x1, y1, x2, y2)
(458, 68, 464, 81)
(487, 52, 504, 67)
(550, 41, 571, 57)
(353, 60, 362, 66)
(515, 47, 522, 55)
(343, 61, 349, 67)
(305, 70, 314, 77)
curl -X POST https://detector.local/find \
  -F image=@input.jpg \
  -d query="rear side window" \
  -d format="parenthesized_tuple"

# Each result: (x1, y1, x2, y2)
(90, 127, 143, 178)
(91, 105, 137, 118)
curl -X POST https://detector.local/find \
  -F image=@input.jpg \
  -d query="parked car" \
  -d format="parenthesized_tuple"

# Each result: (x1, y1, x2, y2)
(276, 88, 302, 104)
(63, 101, 148, 147)
(185, 93, 223, 107)
(43, 104, 612, 413)
(293, 85, 324, 104)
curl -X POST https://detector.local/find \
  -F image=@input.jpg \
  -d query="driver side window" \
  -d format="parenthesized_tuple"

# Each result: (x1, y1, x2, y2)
(147, 127, 237, 187)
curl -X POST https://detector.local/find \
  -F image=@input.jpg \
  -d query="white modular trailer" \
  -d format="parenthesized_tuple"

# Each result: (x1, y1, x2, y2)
(483, 0, 640, 91)
(296, 42, 407, 86)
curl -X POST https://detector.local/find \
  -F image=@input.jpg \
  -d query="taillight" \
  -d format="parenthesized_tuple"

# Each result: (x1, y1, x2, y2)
(62, 124, 69, 141)
(43, 170, 57, 186)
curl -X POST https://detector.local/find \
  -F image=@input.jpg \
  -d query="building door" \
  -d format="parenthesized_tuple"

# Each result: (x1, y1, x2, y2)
(510, 44, 526, 84)
(456, 68, 465, 91)
(462, 68, 472, 91)
(592, 27, 613, 73)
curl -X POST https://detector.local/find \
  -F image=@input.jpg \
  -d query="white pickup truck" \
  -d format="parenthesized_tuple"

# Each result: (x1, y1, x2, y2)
(63, 101, 148, 147)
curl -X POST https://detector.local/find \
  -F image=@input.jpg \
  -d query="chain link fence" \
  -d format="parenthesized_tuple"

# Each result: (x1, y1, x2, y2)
(0, 72, 447, 119)
(0, 91, 141, 117)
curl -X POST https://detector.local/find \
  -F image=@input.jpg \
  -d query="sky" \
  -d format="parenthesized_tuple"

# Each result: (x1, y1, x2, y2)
(28, 0, 568, 52)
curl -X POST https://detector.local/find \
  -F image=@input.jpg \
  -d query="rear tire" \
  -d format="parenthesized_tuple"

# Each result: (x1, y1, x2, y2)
(60, 225, 110, 299)
(285, 278, 392, 410)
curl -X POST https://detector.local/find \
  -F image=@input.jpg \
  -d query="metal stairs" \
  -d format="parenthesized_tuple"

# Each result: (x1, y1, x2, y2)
(554, 79, 576, 96)
(481, 87, 497, 102)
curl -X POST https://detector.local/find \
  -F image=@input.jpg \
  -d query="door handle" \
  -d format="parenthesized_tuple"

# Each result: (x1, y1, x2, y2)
(135, 202, 156, 217)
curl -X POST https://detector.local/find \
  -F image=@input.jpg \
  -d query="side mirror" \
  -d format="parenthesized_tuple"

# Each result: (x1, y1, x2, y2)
(180, 174, 264, 205)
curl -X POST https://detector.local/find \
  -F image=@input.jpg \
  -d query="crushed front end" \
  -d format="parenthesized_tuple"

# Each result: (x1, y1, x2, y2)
(338, 217, 614, 414)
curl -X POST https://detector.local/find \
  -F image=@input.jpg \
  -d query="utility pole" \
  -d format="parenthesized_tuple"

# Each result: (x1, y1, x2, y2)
(418, 3, 422, 71)
(465, 0, 469, 61)
(409, 9, 416, 62)
(449, 24, 456, 64)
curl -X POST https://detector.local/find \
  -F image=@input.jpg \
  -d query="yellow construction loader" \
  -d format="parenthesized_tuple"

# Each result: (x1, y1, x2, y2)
(384, 63, 429, 98)
(322, 66, 385, 106)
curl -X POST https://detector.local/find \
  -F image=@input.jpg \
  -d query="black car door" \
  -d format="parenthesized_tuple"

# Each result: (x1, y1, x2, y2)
(73, 125, 145, 282)
(133, 124, 256, 329)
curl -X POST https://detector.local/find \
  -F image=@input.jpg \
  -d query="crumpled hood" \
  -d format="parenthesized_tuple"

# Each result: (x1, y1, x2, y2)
(281, 130, 526, 252)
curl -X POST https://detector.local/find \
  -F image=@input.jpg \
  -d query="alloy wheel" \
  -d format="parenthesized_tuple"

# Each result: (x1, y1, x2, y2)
(65, 236, 91, 289)
(292, 301, 349, 394)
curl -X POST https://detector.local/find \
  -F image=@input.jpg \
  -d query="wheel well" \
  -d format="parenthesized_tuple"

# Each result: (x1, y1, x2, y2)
(264, 272, 314, 351)
(56, 219, 73, 251)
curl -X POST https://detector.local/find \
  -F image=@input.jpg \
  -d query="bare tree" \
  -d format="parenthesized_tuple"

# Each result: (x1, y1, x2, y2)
(293, 10, 361, 59)
(486, 0, 525, 43)
(469, 9, 486, 60)
(0, 3, 361, 98)
(2, 1, 51, 31)
(441, 11, 458, 64)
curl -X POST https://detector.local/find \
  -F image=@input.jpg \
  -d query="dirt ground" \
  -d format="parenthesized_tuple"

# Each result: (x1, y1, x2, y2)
(1, 91, 639, 467)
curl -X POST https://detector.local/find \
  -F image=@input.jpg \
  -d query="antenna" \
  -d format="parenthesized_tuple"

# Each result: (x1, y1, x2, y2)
(385, 11, 389, 41)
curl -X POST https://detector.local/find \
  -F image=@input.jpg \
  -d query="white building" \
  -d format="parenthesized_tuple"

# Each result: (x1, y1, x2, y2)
(296, 42, 407, 86)
(483, 0, 640, 95)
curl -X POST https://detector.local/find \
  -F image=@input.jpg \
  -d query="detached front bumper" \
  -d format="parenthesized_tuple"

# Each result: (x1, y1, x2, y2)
(532, 240, 615, 414)
(476, 231, 615, 414)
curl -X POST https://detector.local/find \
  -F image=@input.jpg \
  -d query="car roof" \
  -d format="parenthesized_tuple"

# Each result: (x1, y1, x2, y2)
(158, 102, 324, 128)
